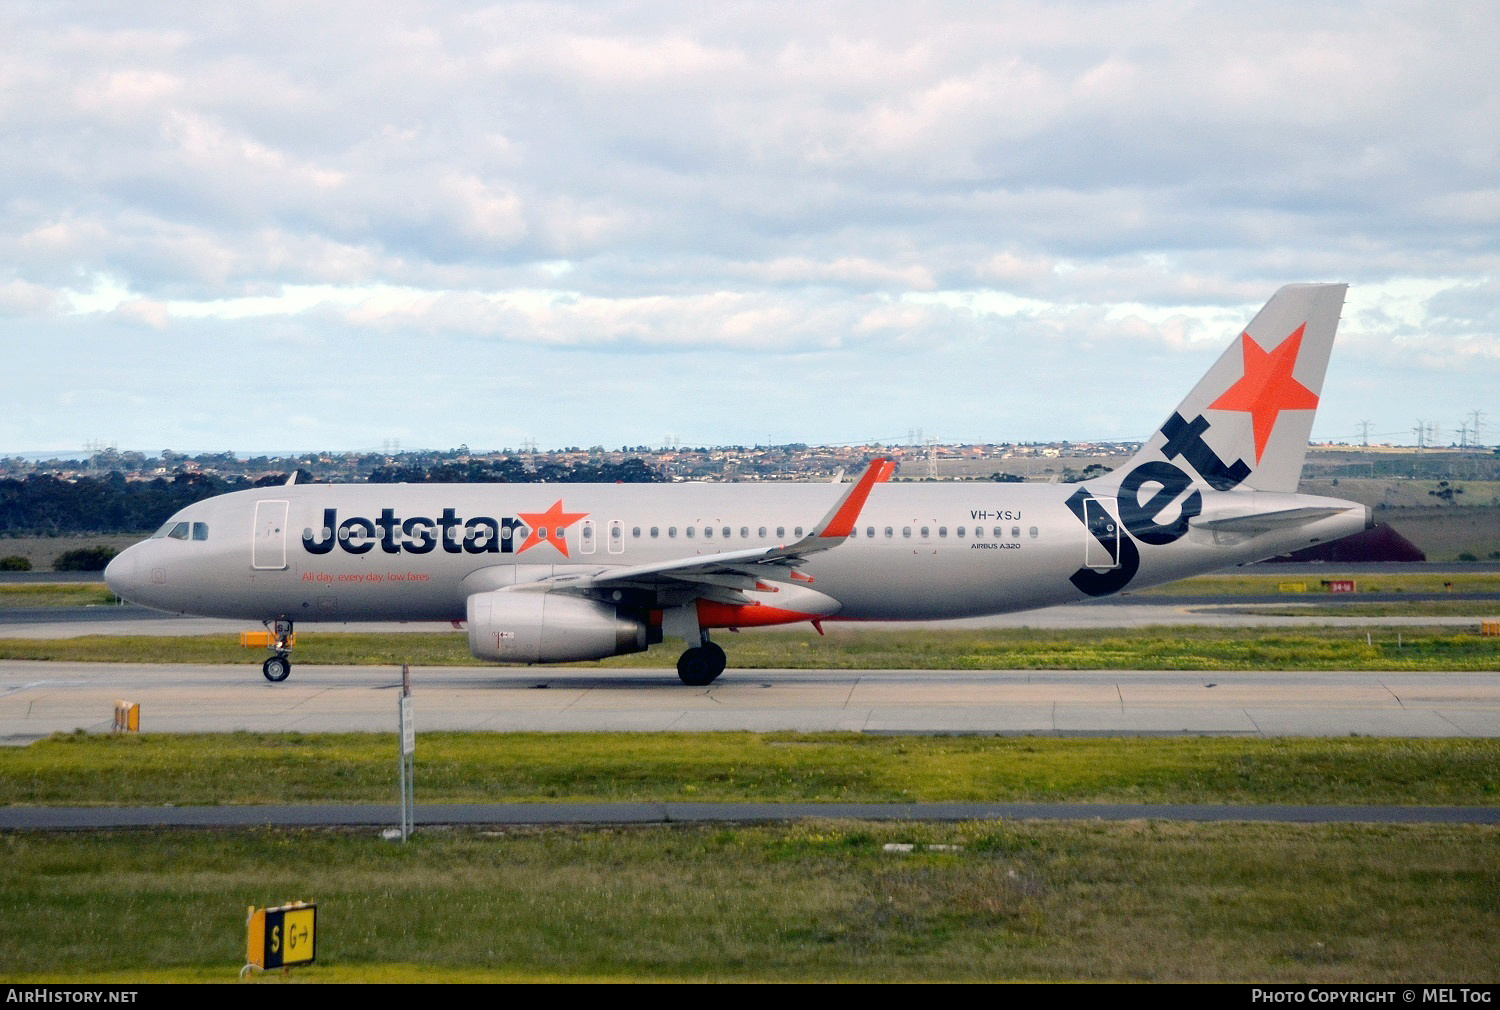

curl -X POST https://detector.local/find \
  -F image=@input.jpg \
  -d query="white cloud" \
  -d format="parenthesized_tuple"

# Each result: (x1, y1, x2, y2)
(0, 280, 58, 316)
(108, 298, 170, 330)
(0, 1, 1495, 451)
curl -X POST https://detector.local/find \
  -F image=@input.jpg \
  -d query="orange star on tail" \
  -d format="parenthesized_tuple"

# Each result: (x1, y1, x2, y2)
(1208, 325, 1320, 462)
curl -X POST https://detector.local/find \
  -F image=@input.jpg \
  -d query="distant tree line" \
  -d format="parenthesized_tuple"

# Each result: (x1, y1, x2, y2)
(0, 458, 665, 534)
(367, 457, 662, 485)
(0, 472, 258, 535)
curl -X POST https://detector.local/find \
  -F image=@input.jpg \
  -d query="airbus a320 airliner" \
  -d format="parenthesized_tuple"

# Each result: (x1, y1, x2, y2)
(106, 284, 1369, 685)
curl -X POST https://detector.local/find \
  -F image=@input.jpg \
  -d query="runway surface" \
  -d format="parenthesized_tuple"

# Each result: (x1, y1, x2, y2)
(3, 660, 1497, 742)
(3, 591, 1497, 741)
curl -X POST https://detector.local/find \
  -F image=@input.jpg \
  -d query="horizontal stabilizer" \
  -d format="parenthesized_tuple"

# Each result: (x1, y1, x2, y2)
(1190, 506, 1356, 534)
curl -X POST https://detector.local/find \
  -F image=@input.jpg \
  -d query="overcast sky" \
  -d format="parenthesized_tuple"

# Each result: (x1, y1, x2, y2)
(4, 1, 1497, 456)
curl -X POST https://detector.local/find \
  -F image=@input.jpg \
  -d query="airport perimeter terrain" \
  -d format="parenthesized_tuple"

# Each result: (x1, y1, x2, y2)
(1, 571, 1497, 982)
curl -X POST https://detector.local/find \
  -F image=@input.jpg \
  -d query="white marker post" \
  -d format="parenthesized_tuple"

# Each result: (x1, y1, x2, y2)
(397, 663, 414, 841)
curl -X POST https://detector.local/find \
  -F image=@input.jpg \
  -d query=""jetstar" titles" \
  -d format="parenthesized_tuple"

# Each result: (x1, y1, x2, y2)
(301, 505, 584, 556)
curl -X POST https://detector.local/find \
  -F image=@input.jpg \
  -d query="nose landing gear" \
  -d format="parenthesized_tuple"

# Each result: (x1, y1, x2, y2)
(261, 619, 294, 683)
(262, 654, 291, 682)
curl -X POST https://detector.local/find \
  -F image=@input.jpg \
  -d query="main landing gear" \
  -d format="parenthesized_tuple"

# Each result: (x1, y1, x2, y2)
(261, 619, 294, 683)
(676, 637, 727, 687)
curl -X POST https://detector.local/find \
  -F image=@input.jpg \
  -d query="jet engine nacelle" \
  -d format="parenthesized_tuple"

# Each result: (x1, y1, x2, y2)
(466, 590, 649, 663)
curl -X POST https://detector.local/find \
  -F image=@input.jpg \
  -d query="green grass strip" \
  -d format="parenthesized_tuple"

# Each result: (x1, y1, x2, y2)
(4, 732, 1496, 806)
(1, 625, 1495, 669)
(0, 583, 117, 607)
(1213, 602, 1500, 617)
(1, 821, 1495, 981)
(1130, 572, 1500, 595)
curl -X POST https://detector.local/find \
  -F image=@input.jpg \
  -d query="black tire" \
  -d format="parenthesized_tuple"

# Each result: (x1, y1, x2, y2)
(676, 647, 714, 686)
(262, 655, 291, 682)
(677, 642, 727, 686)
(701, 641, 727, 679)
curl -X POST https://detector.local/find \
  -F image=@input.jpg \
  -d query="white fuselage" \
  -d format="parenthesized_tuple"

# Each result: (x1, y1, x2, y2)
(105, 479, 1368, 625)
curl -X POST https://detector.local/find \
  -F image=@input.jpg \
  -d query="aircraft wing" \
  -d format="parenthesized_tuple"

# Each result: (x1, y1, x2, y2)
(524, 458, 893, 605)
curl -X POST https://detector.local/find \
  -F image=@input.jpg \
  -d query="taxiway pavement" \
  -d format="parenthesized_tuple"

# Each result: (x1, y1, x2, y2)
(3, 660, 1496, 743)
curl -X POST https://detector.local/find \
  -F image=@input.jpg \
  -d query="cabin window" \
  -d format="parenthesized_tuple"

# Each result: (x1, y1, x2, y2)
(1029, 526, 1039, 538)
(650, 527, 659, 538)
(957, 526, 966, 538)
(902, 527, 911, 538)
(776, 526, 785, 538)
(920, 526, 930, 538)
(884, 526, 893, 538)
(703, 527, 712, 539)
(758, 527, 767, 538)
(686, 527, 695, 539)
(668, 526, 677, 538)
(723, 527, 732, 539)
(632, 527, 641, 538)
(866, 526, 875, 538)
(581, 526, 593, 540)
(739, 526, 748, 538)
(1010, 526, 1019, 538)
(794, 527, 803, 537)
(610, 526, 621, 539)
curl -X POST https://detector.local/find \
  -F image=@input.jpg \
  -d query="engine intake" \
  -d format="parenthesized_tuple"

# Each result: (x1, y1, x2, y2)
(466, 590, 648, 663)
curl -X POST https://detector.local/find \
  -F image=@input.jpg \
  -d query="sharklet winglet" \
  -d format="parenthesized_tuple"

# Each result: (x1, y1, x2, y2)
(811, 457, 890, 540)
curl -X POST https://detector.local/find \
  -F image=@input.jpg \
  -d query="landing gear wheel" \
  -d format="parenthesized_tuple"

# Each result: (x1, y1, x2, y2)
(262, 655, 291, 683)
(676, 641, 727, 686)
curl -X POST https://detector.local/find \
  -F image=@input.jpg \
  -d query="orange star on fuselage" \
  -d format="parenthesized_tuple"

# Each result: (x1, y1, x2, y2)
(515, 500, 590, 557)
(1208, 324, 1320, 463)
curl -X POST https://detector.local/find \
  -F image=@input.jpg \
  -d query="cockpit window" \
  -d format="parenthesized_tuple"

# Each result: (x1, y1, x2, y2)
(151, 520, 208, 541)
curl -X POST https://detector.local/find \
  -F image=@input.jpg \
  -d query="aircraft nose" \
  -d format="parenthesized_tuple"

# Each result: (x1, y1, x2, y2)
(103, 546, 141, 602)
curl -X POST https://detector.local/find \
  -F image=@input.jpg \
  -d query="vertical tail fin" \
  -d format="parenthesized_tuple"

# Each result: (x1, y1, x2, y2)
(1108, 283, 1347, 494)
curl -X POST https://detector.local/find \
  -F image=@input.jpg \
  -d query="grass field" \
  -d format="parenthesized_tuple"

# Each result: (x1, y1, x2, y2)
(4, 731, 1497, 982)
(5, 732, 1497, 807)
(2, 731, 1498, 982)
(1215, 602, 1500, 617)
(2, 820, 1495, 982)
(0, 583, 118, 607)
(1129, 572, 1500, 595)
(1, 624, 1495, 670)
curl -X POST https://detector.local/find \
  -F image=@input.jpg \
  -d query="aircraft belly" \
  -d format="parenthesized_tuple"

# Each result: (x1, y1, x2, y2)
(812, 539, 1078, 620)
